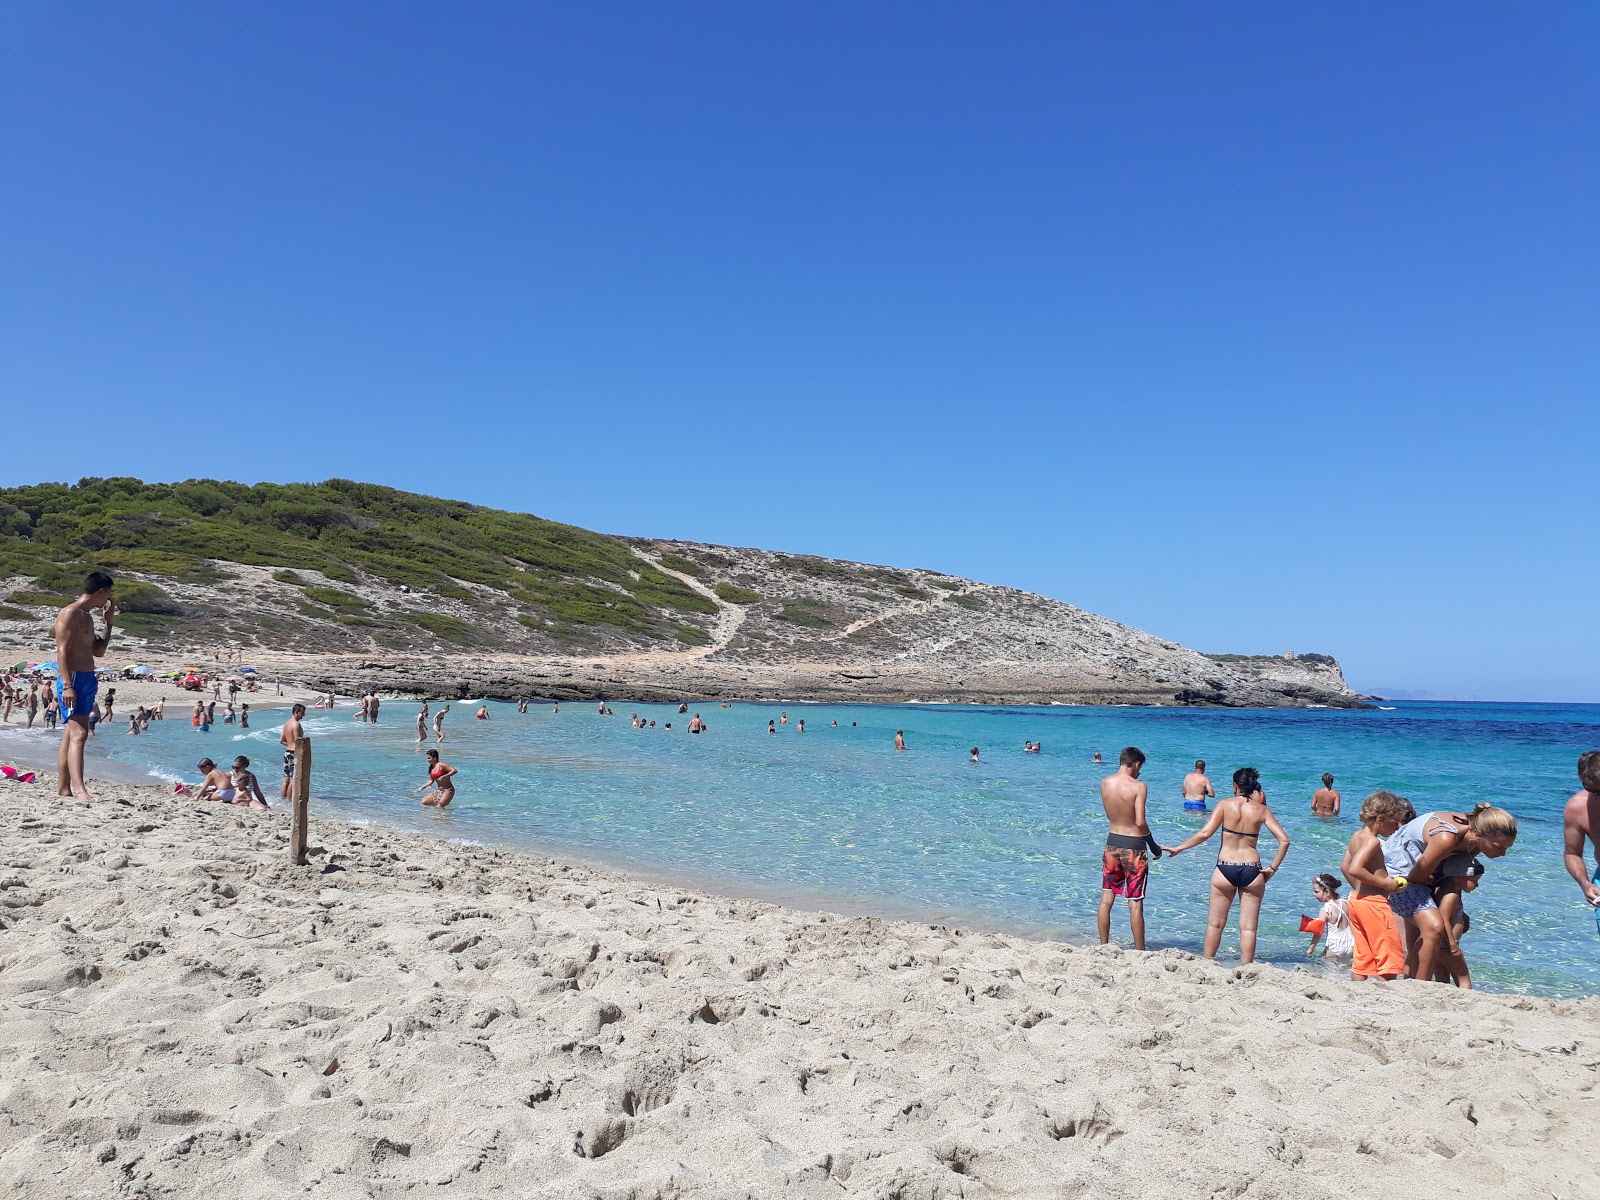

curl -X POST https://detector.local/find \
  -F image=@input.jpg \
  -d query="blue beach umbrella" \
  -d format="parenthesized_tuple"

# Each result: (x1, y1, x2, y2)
(36, 660, 58, 673)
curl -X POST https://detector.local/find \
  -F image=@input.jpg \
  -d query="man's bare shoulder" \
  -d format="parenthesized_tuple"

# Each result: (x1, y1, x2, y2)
(1565, 791, 1596, 830)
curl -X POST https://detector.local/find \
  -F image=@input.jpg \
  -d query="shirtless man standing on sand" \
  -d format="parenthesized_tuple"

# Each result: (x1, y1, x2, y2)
(1312, 773, 1342, 817)
(54, 572, 117, 802)
(279, 703, 306, 804)
(1182, 759, 1215, 812)
(1561, 750, 1600, 930)
(1098, 746, 1164, 950)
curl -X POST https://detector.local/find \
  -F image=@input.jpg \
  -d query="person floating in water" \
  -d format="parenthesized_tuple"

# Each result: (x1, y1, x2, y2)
(1182, 759, 1214, 812)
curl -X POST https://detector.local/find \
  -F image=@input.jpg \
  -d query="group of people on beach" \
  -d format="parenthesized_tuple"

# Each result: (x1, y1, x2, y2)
(1093, 745, 1545, 986)
(33, 573, 1600, 983)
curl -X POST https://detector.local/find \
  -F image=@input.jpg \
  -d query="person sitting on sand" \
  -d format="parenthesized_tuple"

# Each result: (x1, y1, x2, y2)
(230, 755, 270, 809)
(1312, 774, 1341, 817)
(1383, 804, 1517, 981)
(1164, 767, 1291, 964)
(1182, 759, 1214, 812)
(1304, 873, 1353, 960)
(1340, 790, 1412, 981)
(193, 757, 238, 803)
(1561, 750, 1600, 932)
(416, 749, 457, 807)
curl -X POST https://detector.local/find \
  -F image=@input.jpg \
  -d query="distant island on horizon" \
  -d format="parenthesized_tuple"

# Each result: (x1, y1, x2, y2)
(0, 477, 1363, 708)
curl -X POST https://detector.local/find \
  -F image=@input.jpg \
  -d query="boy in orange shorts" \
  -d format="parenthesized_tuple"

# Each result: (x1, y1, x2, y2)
(1339, 790, 1414, 981)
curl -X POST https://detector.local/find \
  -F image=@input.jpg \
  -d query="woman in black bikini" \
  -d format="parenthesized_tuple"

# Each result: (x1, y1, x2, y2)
(1165, 766, 1291, 964)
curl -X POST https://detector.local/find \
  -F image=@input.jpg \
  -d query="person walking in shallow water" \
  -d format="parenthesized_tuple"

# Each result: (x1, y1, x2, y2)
(1164, 767, 1291, 964)
(1097, 747, 1164, 951)
(416, 749, 457, 807)
(433, 705, 449, 743)
(1560, 750, 1600, 931)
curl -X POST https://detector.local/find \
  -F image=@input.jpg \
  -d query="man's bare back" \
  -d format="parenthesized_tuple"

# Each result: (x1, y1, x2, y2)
(1182, 770, 1214, 803)
(1102, 769, 1151, 837)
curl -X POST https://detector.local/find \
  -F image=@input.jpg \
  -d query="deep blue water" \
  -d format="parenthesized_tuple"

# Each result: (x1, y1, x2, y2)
(16, 697, 1599, 997)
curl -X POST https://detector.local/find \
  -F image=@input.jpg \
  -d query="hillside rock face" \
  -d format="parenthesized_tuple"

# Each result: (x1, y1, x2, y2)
(4, 537, 1363, 707)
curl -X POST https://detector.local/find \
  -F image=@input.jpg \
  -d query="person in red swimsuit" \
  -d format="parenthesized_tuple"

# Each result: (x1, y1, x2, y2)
(416, 749, 458, 807)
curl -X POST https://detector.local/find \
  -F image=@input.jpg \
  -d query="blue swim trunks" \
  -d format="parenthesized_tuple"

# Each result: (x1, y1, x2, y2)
(64, 671, 98, 720)
(1183, 800, 1207, 812)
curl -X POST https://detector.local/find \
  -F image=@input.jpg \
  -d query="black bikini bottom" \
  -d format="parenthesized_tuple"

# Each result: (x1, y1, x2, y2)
(1217, 860, 1262, 889)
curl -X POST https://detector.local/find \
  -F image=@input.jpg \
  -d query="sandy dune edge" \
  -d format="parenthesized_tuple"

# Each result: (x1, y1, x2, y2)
(1, 777, 1596, 1200)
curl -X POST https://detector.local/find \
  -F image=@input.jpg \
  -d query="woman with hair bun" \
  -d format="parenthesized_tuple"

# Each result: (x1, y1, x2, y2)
(1382, 803, 1517, 981)
(1165, 766, 1292, 964)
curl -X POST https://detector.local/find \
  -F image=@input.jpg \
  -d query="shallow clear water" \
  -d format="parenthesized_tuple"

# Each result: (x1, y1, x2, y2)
(13, 697, 1599, 997)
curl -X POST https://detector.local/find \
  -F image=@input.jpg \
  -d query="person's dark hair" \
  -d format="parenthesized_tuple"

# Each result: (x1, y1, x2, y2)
(425, 749, 439, 761)
(291, 703, 306, 716)
(969, 747, 979, 756)
(233, 756, 250, 769)
(83, 570, 115, 596)
(1233, 766, 1261, 796)
(1194, 759, 1205, 771)
(1313, 872, 1341, 896)
(1321, 773, 1334, 787)
(197, 758, 215, 770)
(1119, 746, 1145, 768)
(1579, 750, 1600, 793)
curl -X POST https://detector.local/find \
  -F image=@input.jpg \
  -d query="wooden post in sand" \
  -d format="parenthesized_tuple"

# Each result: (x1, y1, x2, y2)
(289, 736, 311, 866)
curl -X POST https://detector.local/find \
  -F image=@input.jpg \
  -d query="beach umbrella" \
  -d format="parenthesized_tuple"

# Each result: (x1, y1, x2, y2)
(36, 660, 58, 673)
(133, 666, 152, 676)
(239, 666, 258, 674)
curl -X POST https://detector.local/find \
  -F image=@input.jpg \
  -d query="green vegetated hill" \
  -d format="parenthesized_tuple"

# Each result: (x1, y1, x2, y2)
(0, 478, 714, 651)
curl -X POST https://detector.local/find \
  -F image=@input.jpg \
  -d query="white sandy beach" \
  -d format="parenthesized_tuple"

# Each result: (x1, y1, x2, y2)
(1, 771, 1598, 1200)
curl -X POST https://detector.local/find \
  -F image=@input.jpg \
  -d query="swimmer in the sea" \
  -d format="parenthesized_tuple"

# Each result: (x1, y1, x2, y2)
(416, 749, 458, 807)
(1312, 773, 1341, 817)
(1183, 759, 1215, 812)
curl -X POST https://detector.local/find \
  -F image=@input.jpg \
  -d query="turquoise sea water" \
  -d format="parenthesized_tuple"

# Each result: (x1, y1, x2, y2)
(15, 697, 1599, 997)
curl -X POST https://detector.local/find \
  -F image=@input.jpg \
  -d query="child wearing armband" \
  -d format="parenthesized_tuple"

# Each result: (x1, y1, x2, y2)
(1305, 873, 1354, 959)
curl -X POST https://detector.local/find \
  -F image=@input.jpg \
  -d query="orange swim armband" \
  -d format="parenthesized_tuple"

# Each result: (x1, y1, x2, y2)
(1299, 915, 1326, 935)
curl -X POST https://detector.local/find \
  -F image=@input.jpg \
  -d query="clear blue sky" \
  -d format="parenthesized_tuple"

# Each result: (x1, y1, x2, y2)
(4, 3, 1597, 701)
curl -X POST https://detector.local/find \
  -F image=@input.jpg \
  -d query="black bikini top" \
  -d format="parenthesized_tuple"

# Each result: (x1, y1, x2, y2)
(1222, 826, 1260, 839)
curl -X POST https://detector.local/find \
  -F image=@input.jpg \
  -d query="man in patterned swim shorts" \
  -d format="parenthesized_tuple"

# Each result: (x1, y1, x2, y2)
(1097, 746, 1166, 950)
